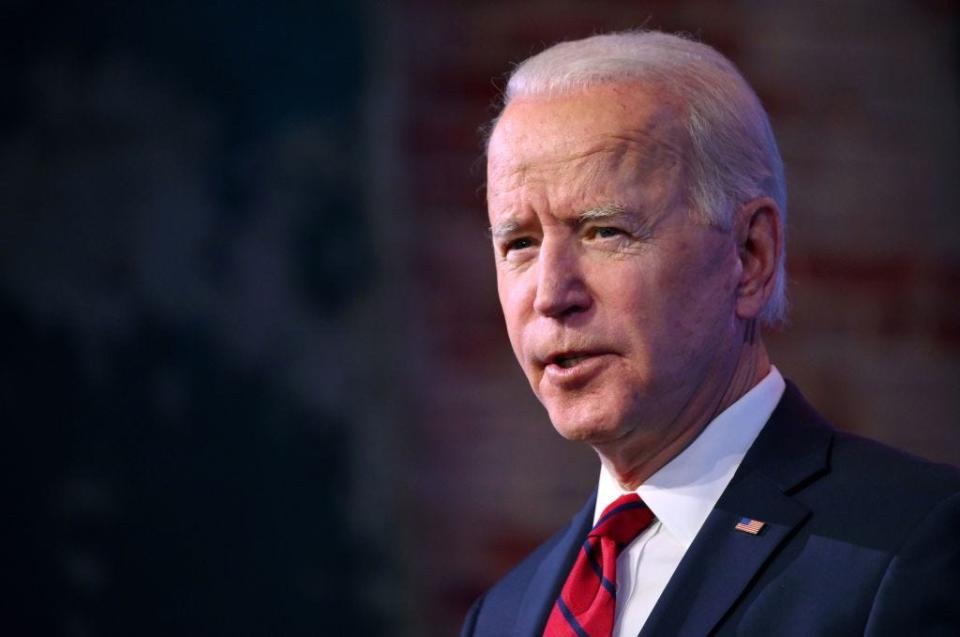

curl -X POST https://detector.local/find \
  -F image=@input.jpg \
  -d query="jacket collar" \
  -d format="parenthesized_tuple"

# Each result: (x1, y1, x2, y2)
(637, 381, 833, 636)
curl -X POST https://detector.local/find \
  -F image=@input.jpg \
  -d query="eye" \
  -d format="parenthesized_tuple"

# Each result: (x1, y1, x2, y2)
(589, 226, 625, 239)
(505, 237, 535, 252)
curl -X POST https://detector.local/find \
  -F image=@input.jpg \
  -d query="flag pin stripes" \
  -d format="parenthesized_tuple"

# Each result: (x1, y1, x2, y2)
(734, 517, 765, 535)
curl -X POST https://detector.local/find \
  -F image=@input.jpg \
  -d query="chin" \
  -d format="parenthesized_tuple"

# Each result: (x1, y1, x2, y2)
(547, 407, 628, 444)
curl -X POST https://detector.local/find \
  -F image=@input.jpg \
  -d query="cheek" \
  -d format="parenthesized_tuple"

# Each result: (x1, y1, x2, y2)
(621, 239, 737, 342)
(603, 254, 674, 322)
(666, 241, 740, 336)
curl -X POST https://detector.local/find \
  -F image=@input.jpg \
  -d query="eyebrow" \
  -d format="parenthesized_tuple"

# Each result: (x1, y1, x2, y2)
(489, 203, 631, 240)
(489, 218, 521, 240)
(577, 203, 628, 223)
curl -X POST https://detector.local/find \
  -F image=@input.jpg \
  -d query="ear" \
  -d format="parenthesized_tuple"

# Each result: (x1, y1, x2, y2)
(734, 197, 782, 321)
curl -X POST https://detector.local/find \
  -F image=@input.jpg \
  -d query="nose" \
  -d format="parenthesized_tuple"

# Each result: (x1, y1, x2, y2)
(533, 238, 593, 319)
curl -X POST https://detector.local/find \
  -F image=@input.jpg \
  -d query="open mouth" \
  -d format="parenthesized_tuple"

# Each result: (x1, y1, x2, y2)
(541, 350, 610, 385)
(555, 355, 590, 369)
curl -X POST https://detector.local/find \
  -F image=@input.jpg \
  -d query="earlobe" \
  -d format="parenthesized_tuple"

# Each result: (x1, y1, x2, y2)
(735, 197, 781, 321)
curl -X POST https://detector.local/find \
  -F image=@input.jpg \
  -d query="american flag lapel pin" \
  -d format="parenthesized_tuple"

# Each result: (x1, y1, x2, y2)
(734, 517, 765, 535)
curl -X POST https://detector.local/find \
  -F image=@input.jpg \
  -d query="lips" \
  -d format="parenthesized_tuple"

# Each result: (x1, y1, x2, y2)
(541, 349, 609, 370)
(539, 349, 612, 388)
(556, 355, 589, 369)
(552, 353, 593, 368)
(535, 347, 608, 367)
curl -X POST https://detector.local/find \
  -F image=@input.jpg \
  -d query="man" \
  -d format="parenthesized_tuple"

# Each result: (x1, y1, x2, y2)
(461, 31, 960, 636)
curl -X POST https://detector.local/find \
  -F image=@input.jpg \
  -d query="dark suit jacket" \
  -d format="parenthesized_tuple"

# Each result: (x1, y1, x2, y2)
(461, 382, 960, 636)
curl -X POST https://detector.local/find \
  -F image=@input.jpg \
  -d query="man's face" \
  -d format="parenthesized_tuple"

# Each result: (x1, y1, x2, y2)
(487, 84, 744, 447)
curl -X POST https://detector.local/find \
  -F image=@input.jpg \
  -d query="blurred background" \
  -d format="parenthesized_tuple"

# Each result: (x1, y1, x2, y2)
(2, 1, 958, 635)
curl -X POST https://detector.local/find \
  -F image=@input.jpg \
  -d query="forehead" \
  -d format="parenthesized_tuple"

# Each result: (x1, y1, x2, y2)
(487, 83, 687, 192)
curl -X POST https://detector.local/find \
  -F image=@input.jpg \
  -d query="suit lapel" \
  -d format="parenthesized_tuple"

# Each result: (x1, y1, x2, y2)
(637, 471, 811, 636)
(639, 382, 833, 637)
(513, 492, 596, 637)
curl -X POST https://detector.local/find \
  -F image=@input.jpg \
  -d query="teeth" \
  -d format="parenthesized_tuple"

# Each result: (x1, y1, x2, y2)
(557, 356, 587, 368)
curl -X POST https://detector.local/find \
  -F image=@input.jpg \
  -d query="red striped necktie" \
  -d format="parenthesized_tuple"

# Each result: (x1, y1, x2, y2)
(542, 493, 655, 637)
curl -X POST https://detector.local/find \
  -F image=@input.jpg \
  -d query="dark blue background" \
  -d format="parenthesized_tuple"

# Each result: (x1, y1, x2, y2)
(2, 2, 383, 634)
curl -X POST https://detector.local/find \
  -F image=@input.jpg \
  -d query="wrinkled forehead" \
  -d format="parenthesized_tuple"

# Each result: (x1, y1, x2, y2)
(486, 84, 689, 206)
(487, 84, 687, 181)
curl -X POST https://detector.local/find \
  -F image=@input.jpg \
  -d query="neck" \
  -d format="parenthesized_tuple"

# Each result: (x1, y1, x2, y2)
(594, 332, 771, 491)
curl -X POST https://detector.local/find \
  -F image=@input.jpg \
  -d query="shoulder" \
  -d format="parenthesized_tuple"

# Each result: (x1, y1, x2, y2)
(827, 427, 960, 546)
(774, 381, 959, 507)
(751, 380, 960, 548)
(782, 405, 960, 632)
(830, 427, 960, 499)
(840, 435, 960, 632)
(815, 414, 960, 515)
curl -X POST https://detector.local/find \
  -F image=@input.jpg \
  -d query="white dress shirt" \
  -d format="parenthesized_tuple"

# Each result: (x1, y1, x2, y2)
(593, 367, 786, 637)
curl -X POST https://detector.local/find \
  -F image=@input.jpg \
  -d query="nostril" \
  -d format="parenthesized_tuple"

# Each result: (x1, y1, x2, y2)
(533, 283, 592, 318)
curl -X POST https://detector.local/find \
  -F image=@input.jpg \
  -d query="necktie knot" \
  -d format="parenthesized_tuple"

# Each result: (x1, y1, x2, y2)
(589, 493, 654, 546)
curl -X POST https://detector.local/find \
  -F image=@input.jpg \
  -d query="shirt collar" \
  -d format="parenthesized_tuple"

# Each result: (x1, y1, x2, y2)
(594, 366, 786, 547)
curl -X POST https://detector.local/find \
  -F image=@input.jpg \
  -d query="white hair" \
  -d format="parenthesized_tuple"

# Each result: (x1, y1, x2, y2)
(496, 30, 788, 325)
